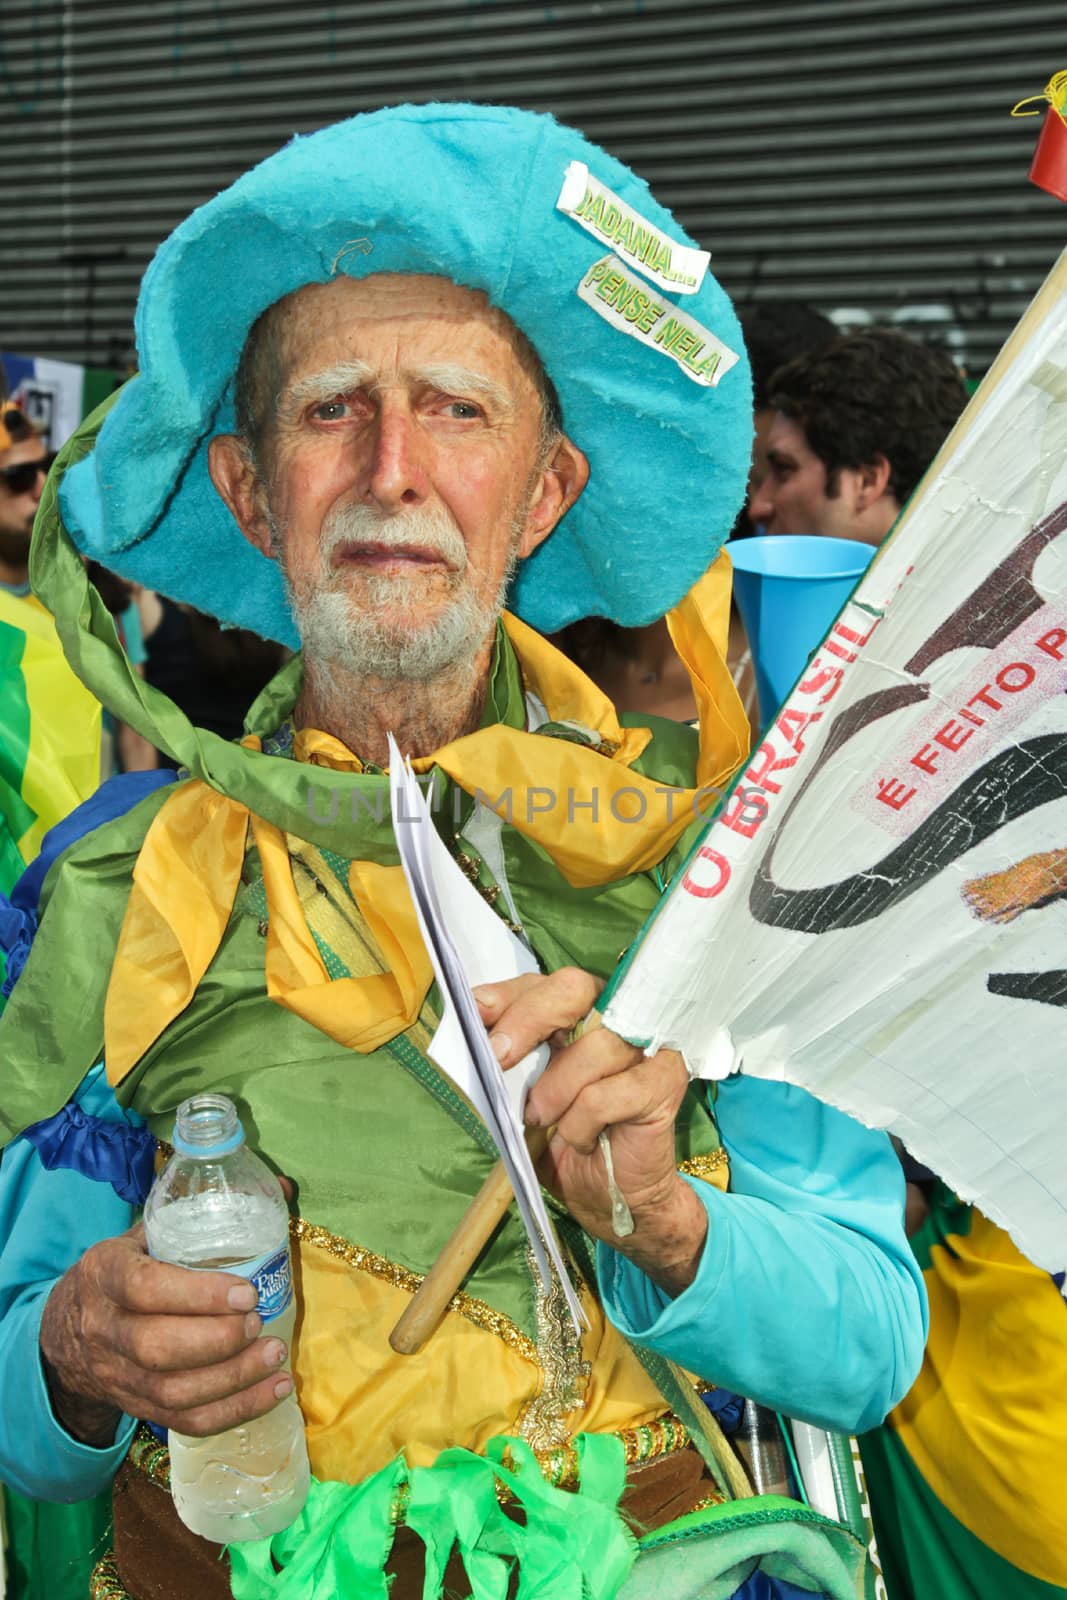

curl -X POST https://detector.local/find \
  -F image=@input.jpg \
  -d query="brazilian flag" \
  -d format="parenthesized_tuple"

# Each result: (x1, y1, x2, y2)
(0, 586, 108, 1599)
(0, 588, 100, 895)
(861, 1186, 1067, 1599)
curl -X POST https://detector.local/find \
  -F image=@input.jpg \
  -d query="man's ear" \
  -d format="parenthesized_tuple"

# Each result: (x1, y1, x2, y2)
(517, 434, 590, 559)
(208, 435, 274, 558)
(855, 452, 893, 513)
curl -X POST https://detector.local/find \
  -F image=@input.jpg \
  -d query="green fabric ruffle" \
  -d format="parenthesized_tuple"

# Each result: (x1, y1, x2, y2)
(228, 1434, 636, 1600)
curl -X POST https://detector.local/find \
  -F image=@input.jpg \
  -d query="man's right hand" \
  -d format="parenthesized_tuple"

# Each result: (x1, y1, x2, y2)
(39, 1222, 292, 1448)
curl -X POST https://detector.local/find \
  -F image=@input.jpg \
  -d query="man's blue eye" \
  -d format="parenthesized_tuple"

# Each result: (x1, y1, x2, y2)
(314, 398, 348, 420)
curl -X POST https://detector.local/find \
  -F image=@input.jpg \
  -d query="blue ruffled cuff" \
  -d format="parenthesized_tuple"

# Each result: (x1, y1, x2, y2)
(0, 892, 36, 999)
(21, 1104, 157, 1207)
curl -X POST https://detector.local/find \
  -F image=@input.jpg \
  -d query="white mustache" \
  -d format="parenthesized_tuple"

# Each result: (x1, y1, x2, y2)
(319, 502, 467, 572)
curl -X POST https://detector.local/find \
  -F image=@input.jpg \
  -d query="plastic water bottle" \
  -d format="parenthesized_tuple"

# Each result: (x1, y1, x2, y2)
(143, 1092, 310, 1544)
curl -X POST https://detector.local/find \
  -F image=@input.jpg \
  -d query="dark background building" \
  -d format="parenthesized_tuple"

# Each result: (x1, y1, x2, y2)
(3, 0, 1065, 377)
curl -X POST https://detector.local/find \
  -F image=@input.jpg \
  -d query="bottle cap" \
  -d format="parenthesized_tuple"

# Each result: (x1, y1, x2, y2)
(172, 1093, 245, 1157)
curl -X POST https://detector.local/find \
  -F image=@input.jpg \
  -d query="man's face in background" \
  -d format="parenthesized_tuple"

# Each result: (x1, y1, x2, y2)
(0, 425, 48, 568)
(747, 412, 886, 545)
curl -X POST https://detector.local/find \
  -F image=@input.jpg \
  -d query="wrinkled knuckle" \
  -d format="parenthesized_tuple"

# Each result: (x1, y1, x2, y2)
(80, 1241, 113, 1300)
(125, 1255, 164, 1314)
(128, 1329, 168, 1374)
(594, 1030, 632, 1069)
(150, 1372, 180, 1410)
(217, 1389, 258, 1433)
(577, 1079, 610, 1119)
(115, 1250, 144, 1304)
(170, 1402, 214, 1438)
(560, 1118, 598, 1155)
(155, 1371, 195, 1413)
(662, 1048, 689, 1086)
(79, 1297, 108, 1344)
(555, 966, 594, 1009)
(213, 1321, 243, 1362)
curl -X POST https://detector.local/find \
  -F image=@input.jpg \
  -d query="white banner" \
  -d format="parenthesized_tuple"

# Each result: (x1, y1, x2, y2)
(604, 249, 1067, 1276)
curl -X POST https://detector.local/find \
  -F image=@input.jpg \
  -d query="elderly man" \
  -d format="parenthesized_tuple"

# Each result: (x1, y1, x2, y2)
(0, 106, 923, 1600)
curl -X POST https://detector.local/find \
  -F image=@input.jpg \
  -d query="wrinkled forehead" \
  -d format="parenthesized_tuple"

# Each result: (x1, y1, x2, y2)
(252, 272, 546, 396)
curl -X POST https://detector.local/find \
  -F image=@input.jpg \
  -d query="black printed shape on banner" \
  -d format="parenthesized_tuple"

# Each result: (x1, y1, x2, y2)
(751, 734, 1067, 934)
(987, 969, 1067, 1009)
(906, 501, 1067, 677)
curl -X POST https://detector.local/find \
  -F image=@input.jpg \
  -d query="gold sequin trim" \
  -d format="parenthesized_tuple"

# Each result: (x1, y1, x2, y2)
(504, 1411, 694, 1498)
(618, 1414, 691, 1469)
(89, 1553, 132, 1600)
(454, 851, 523, 935)
(516, 1245, 591, 1453)
(290, 1216, 540, 1364)
(688, 1489, 727, 1512)
(126, 1409, 705, 1514)
(677, 1148, 730, 1184)
(129, 1423, 172, 1490)
(533, 1439, 581, 1491)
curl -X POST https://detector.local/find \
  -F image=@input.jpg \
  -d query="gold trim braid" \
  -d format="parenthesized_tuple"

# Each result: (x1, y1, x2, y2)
(124, 1413, 700, 1502)
(89, 1553, 131, 1600)
(618, 1413, 691, 1469)
(678, 1148, 730, 1186)
(129, 1424, 172, 1490)
(527, 1413, 695, 1494)
(516, 1245, 591, 1452)
(291, 1216, 540, 1364)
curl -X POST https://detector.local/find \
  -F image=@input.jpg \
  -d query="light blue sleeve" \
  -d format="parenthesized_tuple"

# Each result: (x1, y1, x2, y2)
(597, 1076, 927, 1435)
(0, 1065, 137, 1501)
(117, 599, 147, 669)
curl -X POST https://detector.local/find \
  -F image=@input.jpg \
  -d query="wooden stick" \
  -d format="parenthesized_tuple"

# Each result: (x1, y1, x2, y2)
(389, 1126, 550, 1355)
(704, 1408, 757, 1501)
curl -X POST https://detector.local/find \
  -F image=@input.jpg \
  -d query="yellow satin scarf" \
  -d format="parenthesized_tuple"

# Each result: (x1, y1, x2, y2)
(104, 558, 747, 1085)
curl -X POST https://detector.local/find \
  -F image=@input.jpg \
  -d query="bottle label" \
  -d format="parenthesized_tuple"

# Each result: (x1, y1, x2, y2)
(245, 1245, 293, 1324)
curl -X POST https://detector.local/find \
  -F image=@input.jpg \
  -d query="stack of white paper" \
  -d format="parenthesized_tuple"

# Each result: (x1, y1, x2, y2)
(388, 735, 585, 1331)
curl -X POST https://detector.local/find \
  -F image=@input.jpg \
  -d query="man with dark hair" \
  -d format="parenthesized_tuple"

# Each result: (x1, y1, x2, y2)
(735, 301, 837, 522)
(738, 300, 839, 413)
(748, 327, 967, 543)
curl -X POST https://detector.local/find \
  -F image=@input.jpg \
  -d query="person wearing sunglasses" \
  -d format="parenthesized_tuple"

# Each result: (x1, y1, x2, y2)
(0, 407, 52, 595)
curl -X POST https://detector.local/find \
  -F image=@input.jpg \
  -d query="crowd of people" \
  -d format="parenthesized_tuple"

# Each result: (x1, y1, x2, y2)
(0, 101, 1059, 1600)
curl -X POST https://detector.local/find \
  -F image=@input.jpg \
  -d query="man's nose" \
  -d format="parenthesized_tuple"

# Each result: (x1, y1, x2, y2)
(747, 476, 774, 528)
(363, 400, 429, 513)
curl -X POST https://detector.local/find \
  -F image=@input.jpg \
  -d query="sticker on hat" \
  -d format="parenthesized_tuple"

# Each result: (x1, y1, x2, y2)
(557, 162, 710, 295)
(577, 255, 740, 388)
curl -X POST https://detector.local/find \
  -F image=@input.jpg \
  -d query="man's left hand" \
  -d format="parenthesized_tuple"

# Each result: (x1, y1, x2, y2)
(474, 968, 707, 1298)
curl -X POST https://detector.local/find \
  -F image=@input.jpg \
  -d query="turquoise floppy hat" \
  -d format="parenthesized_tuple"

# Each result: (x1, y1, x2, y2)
(58, 102, 752, 645)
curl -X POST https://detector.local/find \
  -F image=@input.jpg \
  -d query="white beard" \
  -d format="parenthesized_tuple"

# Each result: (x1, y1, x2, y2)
(273, 501, 519, 682)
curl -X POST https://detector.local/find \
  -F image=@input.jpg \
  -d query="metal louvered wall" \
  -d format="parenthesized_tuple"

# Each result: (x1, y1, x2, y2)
(3, 0, 1065, 376)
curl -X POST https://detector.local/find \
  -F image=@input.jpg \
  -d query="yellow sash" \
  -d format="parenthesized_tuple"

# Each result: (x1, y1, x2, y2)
(104, 560, 746, 1084)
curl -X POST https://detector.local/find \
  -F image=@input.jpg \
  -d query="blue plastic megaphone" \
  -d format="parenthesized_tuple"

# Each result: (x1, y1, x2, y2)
(727, 535, 876, 725)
